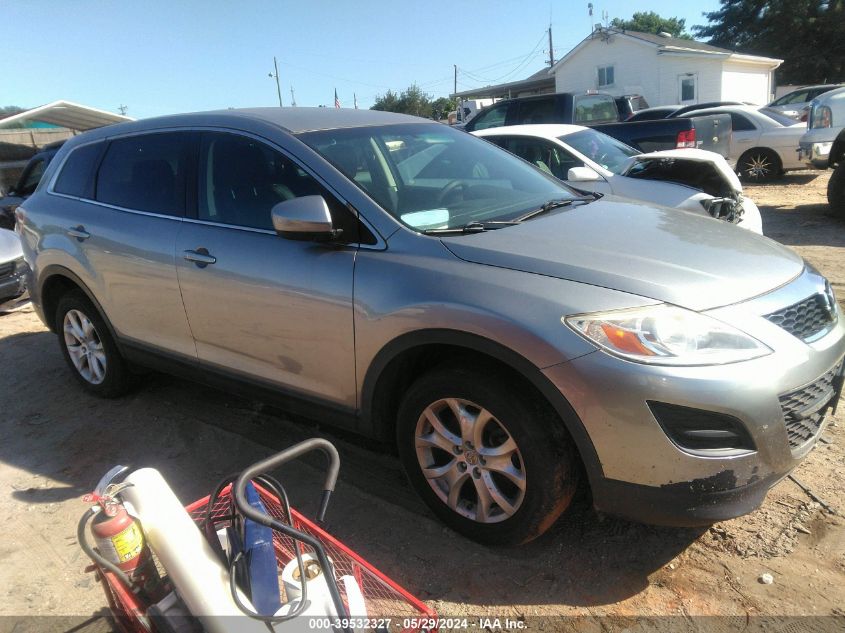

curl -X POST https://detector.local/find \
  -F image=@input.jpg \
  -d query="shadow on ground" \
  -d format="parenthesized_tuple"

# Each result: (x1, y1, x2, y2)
(1, 320, 701, 612)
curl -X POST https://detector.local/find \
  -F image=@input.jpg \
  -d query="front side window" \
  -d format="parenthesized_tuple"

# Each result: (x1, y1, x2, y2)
(562, 129, 639, 174)
(299, 123, 576, 232)
(96, 133, 190, 215)
(597, 65, 615, 87)
(573, 95, 618, 124)
(467, 104, 508, 131)
(773, 90, 809, 106)
(198, 132, 360, 239)
(17, 159, 46, 196)
(501, 137, 584, 180)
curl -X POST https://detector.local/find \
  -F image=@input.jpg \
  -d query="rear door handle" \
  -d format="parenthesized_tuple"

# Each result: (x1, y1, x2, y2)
(67, 226, 90, 241)
(183, 248, 216, 267)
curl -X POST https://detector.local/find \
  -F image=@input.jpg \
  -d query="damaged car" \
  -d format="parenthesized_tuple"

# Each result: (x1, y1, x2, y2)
(474, 124, 762, 234)
(0, 228, 28, 312)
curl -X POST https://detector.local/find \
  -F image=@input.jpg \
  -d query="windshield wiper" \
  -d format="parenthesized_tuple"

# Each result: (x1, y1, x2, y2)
(514, 195, 599, 222)
(423, 220, 521, 235)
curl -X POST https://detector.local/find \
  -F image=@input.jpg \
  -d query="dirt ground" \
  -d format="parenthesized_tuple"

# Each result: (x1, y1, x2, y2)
(2, 171, 844, 633)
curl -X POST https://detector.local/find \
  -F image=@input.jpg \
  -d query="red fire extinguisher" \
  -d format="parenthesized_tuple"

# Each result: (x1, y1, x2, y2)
(80, 466, 165, 600)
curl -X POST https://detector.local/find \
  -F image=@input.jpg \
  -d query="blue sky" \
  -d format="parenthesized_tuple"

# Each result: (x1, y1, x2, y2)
(5, 0, 721, 119)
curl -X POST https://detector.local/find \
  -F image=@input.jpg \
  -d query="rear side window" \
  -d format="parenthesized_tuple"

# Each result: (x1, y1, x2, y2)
(516, 98, 557, 124)
(729, 113, 756, 131)
(96, 133, 191, 215)
(54, 143, 104, 198)
(573, 95, 617, 124)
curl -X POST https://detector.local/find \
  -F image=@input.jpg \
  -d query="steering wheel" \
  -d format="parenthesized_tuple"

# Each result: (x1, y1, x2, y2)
(437, 179, 467, 205)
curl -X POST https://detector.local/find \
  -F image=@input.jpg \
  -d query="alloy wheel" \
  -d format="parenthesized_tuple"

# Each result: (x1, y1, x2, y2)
(743, 153, 773, 179)
(63, 309, 107, 385)
(414, 397, 526, 523)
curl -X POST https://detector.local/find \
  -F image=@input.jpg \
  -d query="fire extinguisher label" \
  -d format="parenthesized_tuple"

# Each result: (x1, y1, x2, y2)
(95, 524, 144, 563)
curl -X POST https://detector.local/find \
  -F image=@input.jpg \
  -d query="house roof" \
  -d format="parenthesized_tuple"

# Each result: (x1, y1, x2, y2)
(549, 27, 782, 73)
(0, 100, 132, 131)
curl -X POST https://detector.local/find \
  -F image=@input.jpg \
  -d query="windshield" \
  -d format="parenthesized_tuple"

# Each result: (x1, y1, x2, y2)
(759, 108, 802, 127)
(560, 129, 640, 174)
(298, 123, 575, 231)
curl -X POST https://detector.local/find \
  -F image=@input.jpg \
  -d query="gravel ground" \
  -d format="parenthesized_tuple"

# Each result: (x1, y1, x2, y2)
(1, 170, 844, 632)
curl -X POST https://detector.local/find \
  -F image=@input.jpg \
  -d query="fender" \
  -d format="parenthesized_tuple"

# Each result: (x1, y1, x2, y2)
(36, 265, 122, 348)
(361, 328, 604, 486)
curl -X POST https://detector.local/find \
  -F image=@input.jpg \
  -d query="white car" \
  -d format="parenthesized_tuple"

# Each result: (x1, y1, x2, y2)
(473, 124, 763, 234)
(676, 105, 807, 181)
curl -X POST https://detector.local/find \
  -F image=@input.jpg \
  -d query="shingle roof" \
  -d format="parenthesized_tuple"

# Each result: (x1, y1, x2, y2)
(619, 30, 735, 54)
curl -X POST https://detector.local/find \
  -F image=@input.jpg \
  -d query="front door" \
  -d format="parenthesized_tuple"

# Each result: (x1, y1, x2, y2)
(175, 131, 359, 408)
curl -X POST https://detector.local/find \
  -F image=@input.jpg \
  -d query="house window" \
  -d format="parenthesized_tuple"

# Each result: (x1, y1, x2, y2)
(680, 75, 696, 102)
(597, 65, 614, 87)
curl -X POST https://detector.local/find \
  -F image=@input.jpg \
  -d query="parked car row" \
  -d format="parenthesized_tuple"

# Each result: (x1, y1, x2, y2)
(14, 107, 845, 546)
(473, 124, 762, 233)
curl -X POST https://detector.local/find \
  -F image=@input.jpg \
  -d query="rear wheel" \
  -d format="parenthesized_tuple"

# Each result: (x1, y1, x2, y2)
(56, 290, 132, 397)
(738, 149, 782, 181)
(396, 365, 578, 545)
(828, 162, 845, 216)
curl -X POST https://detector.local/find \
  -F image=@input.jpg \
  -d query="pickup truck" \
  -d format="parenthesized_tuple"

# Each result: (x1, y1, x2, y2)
(799, 86, 845, 215)
(464, 92, 733, 160)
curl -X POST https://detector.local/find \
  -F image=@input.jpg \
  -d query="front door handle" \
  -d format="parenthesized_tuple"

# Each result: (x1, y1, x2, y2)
(183, 248, 216, 268)
(66, 226, 90, 241)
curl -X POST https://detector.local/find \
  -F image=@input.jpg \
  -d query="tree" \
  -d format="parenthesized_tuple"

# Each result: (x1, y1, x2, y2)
(610, 11, 692, 39)
(0, 106, 25, 120)
(371, 85, 454, 119)
(693, 0, 845, 85)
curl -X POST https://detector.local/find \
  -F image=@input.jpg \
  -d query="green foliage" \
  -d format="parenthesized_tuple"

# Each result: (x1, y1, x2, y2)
(371, 85, 455, 120)
(609, 11, 692, 39)
(692, 0, 845, 84)
(0, 106, 25, 120)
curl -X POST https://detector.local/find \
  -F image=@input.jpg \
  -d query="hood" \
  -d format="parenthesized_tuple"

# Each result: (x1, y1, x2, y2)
(441, 198, 803, 312)
(620, 149, 742, 197)
(0, 228, 23, 263)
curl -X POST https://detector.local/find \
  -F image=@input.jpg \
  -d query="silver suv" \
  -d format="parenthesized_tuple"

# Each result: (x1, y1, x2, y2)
(17, 108, 845, 545)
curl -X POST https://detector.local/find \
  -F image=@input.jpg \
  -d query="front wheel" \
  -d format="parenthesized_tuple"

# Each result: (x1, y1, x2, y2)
(828, 162, 845, 216)
(396, 365, 578, 545)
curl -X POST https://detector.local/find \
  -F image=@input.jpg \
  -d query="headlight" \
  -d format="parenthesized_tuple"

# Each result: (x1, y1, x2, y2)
(564, 304, 771, 366)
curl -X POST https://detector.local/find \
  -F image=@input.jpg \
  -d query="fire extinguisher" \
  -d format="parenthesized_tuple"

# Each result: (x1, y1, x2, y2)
(79, 465, 165, 600)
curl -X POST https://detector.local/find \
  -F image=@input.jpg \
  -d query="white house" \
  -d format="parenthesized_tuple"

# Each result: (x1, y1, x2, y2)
(550, 27, 783, 107)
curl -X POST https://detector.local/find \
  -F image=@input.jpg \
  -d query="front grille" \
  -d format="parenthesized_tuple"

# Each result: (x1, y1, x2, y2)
(0, 260, 14, 279)
(765, 293, 835, 341)
(779, 360, 842, 450)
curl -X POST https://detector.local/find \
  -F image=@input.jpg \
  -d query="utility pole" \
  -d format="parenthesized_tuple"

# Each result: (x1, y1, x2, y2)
(290, 86, 297, 107)
(453, 64, 457, 96)
(118, 104, 128, 116)
(268, 57, 283, 107)
(547, 26, 554, 67)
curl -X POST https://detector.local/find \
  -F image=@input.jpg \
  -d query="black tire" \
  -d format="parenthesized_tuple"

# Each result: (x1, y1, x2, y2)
(396, 364, 578, 545)
(828, 162, 845, 216)
(738, 148, 782, 182)
(55, 290, 132, 397)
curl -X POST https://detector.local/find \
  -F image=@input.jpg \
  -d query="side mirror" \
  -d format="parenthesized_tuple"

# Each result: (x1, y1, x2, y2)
(567, 166, 602, 182)
(271, 196, 338, 242)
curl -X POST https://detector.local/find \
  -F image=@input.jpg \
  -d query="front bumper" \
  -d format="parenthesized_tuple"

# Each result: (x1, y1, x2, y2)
(0, 269, 26, 306)
(799, 141, 832, 169)
(545, 268, 845, 526)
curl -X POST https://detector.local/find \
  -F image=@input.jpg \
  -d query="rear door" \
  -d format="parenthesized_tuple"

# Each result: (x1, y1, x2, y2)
(175, 131, 359, 408)
(53, 132, 197, 358)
